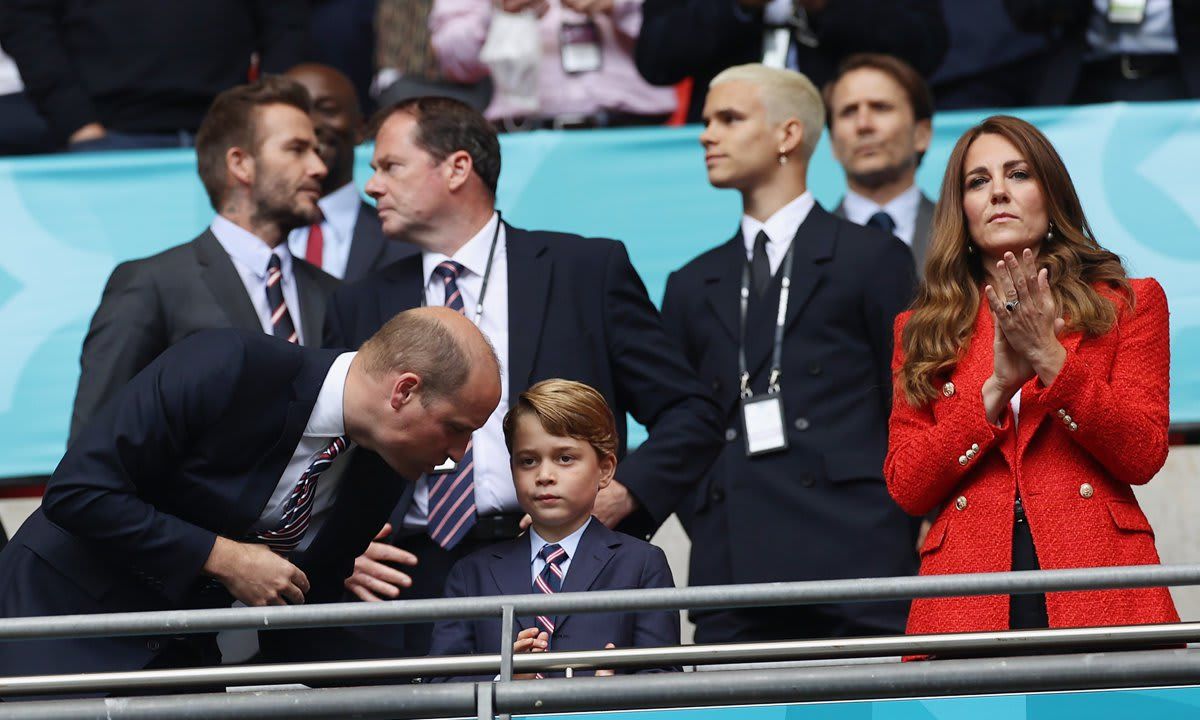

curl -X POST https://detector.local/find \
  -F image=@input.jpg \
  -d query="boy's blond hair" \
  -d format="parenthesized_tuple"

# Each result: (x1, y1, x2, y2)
(502, 379, 617, 460)
(710, 63, 825, 163)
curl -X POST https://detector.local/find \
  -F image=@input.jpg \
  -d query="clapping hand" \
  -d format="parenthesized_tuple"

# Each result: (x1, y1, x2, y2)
(498, 0, 550, 15)
(981, 249, 1066, 425)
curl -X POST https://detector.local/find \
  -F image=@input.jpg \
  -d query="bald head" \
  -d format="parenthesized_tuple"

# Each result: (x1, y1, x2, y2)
(285, 63, 363, 193)
(359, 306, 499, 404)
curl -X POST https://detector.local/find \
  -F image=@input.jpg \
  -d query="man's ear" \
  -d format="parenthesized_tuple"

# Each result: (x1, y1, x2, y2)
(227, 146, 254, 188)
(391, 372, 421, 411)
(443, 150, 475, 192)
(778, 117, 805, 158)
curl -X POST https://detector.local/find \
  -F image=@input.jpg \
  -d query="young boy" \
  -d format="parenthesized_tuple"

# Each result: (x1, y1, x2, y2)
(428, 379, 680, 680)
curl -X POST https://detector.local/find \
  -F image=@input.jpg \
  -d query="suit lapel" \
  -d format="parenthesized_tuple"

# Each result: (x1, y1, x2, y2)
(193, 230, 262, 331)
(230, 347, 341, 535)
(832, 198, 847, 219)
(345, 201, 386, 281)
(701, 235, 745, 343)
(293, 261, 327, 348)
(506, 226, 551, 396)
(488, 535, 535, 633)
(380, 255, 424, 326)
(743, 205, 834, 379)
(911, 194, 935, 277)
(555, 520, 619, 634)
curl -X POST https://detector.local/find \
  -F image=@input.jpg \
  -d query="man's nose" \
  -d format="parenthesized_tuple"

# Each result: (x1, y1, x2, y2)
(365, 172, 383, 198)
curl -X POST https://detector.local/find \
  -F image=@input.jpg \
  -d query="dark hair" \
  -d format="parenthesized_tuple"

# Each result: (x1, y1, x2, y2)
(899, 115, 1131, 407)
(195, 75, 313, 210)
(358, 309, 473, 404)
(370, 96, 501, 196)
(823, 53, 933, 127)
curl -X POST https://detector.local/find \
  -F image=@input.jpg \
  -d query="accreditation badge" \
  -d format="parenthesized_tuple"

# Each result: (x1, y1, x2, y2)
(560, 20, 602, 74)
(1107, 0, 1147, 24)
(741, 393, 789, 457)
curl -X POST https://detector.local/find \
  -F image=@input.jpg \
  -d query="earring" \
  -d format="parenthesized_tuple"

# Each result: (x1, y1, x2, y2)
(778, 148, 788, 165)
(1046, 222, 1055, 242)
(966, 242, 975, 255)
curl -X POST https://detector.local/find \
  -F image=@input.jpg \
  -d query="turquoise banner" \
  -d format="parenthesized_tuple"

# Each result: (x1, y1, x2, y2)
(1, 101, 1198, 476)
(521, 685, 1200, 719)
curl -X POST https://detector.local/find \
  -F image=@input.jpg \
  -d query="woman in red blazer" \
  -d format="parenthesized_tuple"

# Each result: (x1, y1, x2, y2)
(885, 115, 1177, 636)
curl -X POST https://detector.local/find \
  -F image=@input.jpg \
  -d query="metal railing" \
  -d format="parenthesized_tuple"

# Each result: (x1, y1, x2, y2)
(2, 563, 1199, 717)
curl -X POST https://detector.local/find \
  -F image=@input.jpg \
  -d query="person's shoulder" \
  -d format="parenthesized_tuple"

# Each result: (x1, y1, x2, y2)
(334, 252, 422, 297)
(109, 234, 206, 279)
(601, 527, 669, 565)
(295, 257, 340, 292)
(511, 226, 622, 257)
(1119, 276, 1168, 316)
(670, 237, 741, 280)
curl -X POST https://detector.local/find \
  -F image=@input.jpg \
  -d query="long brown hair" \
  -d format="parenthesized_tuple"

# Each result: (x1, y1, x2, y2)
(899, 115, 1131, 407)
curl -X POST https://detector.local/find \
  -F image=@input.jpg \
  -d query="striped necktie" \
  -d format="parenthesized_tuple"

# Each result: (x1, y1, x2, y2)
(533, 542, 568, 673)
(266, 254, 299, 344)
(255, 436, 347, 553)
(426, 260, 478, 549)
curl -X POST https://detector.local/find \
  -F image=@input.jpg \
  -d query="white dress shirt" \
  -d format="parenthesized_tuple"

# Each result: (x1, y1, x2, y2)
(251, 352, 357, 553)
(529, 518, 592, 585)
(210, 215, 308, 345)
(841, 183, 922, 249)
(287, 181, 362, 280)
(404, 212, 514, 528)
(740, 191, 815, 275)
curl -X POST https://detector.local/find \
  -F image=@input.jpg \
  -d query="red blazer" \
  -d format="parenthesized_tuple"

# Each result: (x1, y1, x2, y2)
(886, 277, 1178, 635)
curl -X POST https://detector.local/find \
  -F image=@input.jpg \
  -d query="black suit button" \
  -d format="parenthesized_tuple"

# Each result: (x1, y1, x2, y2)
(712, 379, 721, 391)
(808, 363, 822, 376)
(147, 639, 162, 652)
(710, 488, 725, 503)
(794, 417, 810, 431)
(724, 428, 738, 442)
(800, 473, 815, 487)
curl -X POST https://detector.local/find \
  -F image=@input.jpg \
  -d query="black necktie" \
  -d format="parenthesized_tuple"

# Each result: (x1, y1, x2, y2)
(751, 230, 771, 298)
(867, 211, 897, 237)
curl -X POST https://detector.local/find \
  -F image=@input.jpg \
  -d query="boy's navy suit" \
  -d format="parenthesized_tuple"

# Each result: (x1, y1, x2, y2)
(429, 520, 680, 680)
(0, 330, 403, 678)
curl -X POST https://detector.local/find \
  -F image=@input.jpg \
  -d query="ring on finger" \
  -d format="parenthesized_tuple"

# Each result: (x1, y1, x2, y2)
(1005, 300, 1020, 313)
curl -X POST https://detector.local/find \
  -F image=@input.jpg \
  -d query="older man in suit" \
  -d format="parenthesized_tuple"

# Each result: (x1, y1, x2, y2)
(68, 76, 340, 442)
(0, 308, 500, 679)
(302, 96, 721, 661)
(825, 53, 935, 277)
(285, 63, 417, 281)
(663, 64, 919, 644)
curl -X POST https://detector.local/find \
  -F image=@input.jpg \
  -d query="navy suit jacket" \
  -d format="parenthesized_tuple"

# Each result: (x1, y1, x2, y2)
(0, 330, 404, 677)
(660, 203, 920, 633)
(325, 223, 722, 535)
(429, 519, 679, 681)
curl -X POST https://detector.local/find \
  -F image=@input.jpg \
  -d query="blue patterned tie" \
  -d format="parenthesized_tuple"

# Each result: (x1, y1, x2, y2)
(533, 543, 568, 659)
(266, 254, 298, 344)
(255, 436, 347, 553)
(426, 260, 478, 549)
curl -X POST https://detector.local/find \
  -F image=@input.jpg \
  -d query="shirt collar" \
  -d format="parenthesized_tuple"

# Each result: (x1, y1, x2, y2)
(306, 352, 355, 437)
(529, 516, 592, 565)
(842, 183, 921, 227)
(211, 214, 292, 279)
(317, 182, 362, 242)
(740, 191, 814, 254)
(422, 212, 502, 286)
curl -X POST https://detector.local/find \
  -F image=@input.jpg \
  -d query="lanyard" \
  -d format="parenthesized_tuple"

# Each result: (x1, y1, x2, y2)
(423, 211, 502, 326)
(738, 239, 796, 399)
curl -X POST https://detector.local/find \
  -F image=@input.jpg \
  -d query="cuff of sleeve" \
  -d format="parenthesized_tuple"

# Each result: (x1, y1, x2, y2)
(158, 528, 218, 604)
(1024, 341, 1090, 420)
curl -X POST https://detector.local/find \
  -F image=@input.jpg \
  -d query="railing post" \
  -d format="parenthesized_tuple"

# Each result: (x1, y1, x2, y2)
(497, 603, 515, 720)
(476, 680, 495, 720)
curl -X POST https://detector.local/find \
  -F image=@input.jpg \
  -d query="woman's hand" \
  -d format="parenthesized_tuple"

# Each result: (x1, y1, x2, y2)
(985, 249, 1067, 386)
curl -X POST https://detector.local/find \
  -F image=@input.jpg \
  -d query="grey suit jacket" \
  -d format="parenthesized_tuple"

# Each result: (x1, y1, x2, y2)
(343, 201, 418, 283)
(69, 229, 340, 442)
(833, 192, 934, 280)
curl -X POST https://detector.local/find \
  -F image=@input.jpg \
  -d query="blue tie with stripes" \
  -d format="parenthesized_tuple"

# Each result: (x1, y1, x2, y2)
(426, 260, 478, 549)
